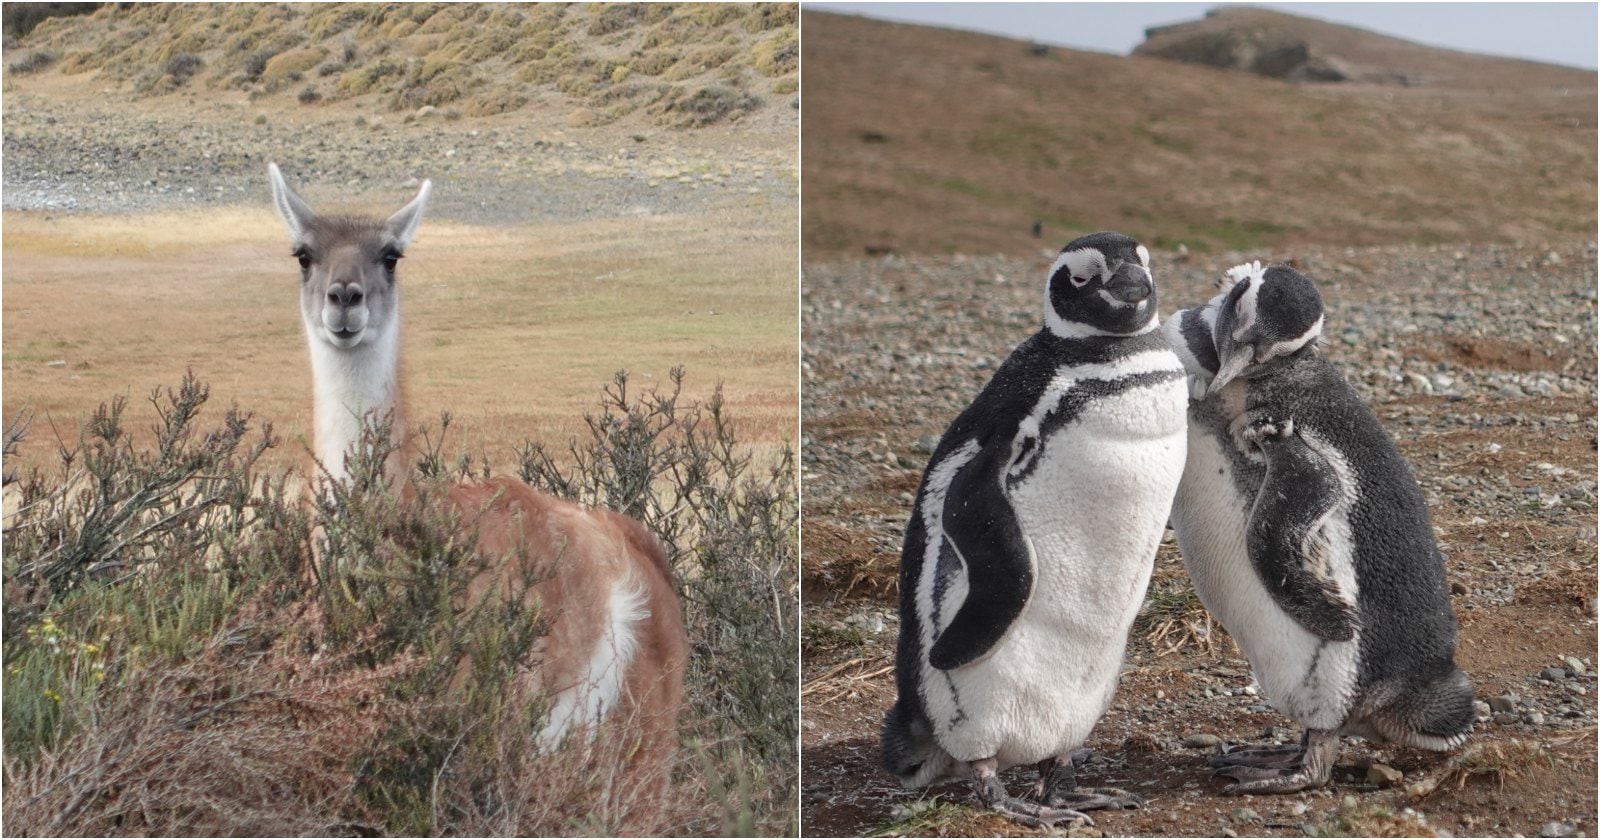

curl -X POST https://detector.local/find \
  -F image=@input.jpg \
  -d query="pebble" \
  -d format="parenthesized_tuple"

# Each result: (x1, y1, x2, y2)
(1232, 807, 1259, 823)
(1539, 821, 1577, 838)
(1473, 700, 1492, 719)
(1541, 667, 1568, 681)
(1182, 733, 1221, 748)
(1562, 655, 1585, 674)
(1367, 763, 1403, 786)
(1488, 694, 1517, 713)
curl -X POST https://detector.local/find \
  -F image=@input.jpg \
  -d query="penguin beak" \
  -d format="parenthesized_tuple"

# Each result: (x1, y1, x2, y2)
(1208, 340, 1254, 396)
(1105, 263, 1153, 304)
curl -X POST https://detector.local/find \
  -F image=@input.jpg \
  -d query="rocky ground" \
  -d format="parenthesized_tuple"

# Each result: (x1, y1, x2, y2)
(1, 74, 796, 224)
(801, 240, 1598, 837)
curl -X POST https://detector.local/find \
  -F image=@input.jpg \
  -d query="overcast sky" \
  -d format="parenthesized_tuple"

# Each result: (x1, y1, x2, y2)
(809, 3, 1599, 71)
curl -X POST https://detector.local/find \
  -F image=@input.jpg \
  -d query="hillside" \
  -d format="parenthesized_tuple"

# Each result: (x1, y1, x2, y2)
(5, 3, 796, 129)
(1136, 6, 1592, 89)
(802, 10, 1595, 256)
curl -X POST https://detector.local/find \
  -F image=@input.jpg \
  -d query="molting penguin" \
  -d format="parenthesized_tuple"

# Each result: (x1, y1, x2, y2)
(882, 232, 1188, 826)
(1161, 262, 1474, 795)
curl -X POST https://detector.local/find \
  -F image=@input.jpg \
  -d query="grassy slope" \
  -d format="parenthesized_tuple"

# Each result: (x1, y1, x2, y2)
(801, 10, 1596, 257)
(12, 3, 798, 129)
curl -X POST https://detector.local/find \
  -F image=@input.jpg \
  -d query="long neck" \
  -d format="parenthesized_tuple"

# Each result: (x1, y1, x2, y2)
(307, 321, 404, 486)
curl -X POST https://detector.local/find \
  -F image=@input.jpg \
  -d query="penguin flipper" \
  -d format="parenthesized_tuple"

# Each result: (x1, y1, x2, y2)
(927, 445, 1035, 671)
(1242, 416, 1360, 641)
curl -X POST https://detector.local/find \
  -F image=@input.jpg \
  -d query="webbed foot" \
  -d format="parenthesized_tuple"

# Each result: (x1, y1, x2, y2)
(1213, 729, 1338, 796)
(973, 760, 1093, 827)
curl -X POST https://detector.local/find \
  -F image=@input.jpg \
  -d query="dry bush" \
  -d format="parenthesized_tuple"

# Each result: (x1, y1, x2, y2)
(7, 3, 792, 127)
(3, 370, 797, 836)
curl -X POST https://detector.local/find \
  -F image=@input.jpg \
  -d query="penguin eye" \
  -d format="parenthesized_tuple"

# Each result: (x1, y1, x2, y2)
(1070, 275, 1092, 288)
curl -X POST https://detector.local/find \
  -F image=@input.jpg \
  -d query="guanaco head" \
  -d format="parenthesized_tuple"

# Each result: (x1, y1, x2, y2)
(267, 163, 430, 352)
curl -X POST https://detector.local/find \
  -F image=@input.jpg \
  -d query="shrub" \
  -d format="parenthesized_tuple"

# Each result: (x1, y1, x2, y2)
(7, 49, 57, 74)
(2, 370, 797, 835)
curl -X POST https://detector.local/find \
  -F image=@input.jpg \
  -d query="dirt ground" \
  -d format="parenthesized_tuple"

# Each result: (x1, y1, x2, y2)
(800, 241, 1598, 838)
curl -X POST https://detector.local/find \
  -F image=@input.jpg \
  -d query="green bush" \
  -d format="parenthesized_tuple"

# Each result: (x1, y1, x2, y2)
(1, 370, 797, 836)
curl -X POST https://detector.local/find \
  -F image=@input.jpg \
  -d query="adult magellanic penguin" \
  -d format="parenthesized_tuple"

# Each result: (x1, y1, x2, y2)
(1161, 261, 1474, 795)
(882, 232, 1188, 826)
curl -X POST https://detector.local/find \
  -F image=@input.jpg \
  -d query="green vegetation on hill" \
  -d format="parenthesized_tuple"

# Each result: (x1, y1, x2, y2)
(11, 2, 797, 127)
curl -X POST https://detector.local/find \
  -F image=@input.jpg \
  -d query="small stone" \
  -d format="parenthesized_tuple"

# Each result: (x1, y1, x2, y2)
(1488, 694, 1516, 713)
(1493, 712, 1520, 725)
(1473, 700, 1491, 719)
(415, 105, 437, 118)
(1232, 807, 1259, 823)
(1562, 655, 1585, 674)
(917, 434, 942, 454)
(1367, 763, 1403, 786)
(46, 359, 67, 367)
(1182, 733, 1221, 749)
(1289, 801, 1309, 816)
(1406, 777, 1438, 800)
(1538, 821, 1575, 838)
(1541, 667, 1568, 681)
(1526, 711, 1546, 725)
(1451, 581, 1470, 596)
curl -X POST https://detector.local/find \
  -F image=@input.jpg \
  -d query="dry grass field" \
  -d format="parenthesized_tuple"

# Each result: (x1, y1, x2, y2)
(3, 203, 797, 474)
(802, 10, 1596, 257)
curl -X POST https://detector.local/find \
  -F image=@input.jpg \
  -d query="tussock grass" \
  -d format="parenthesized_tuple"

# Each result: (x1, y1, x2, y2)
(1307, 801, 1441, 838)
(1431, 738, 1553, 793)
(11, 3, 797, 127)
(2, 369, 797, 836)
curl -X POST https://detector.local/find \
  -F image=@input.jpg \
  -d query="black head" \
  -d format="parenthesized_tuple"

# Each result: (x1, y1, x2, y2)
(1209, 262, 1325, 393)
(1044, 231, 1156, 338)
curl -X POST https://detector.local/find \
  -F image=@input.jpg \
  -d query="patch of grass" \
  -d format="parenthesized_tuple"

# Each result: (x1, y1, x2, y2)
(1136, 581, 1226, 655)
(969, 120, 1062, 169)
(1306, 801, 1441, 837)
(802, 616, 867, 655)
(1430, 738, 1553, 793)
(749, 26, 797, 77)
(7, 49, 59, 74)
(260, 45, 326, 87)
(654, 84, 762, 128)
(870, 797, 971, 837)
(1131, 120, 1195, 154)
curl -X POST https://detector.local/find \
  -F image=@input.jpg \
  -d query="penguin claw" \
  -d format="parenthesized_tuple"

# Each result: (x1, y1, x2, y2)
(1045, 786, 1146, 810)
(1220, 770, 1320, 795)
(1208, 743, 1306, 769)
(986, 797, 1094, 828)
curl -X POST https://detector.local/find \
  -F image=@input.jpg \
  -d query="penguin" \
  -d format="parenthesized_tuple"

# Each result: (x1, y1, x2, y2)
(882, 231, 1189, 826)
(1160, 261, 1474, 795)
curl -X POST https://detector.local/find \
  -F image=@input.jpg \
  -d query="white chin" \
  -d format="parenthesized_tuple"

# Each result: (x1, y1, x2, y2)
(324, 331, 363, 349)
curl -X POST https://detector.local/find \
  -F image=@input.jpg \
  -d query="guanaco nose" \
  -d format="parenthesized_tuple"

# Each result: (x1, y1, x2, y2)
(327, 283, 364, 307)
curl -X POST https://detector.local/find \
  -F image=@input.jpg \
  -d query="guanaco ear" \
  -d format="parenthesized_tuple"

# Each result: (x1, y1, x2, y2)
(385, 179, 431, 250)
(267, 163, 317, 242)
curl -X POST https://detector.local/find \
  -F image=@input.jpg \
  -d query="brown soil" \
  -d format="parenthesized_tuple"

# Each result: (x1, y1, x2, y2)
(1408, 337, 1573, 374)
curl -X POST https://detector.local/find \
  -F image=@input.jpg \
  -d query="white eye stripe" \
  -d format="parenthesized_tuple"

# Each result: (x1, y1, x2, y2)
(1136, 244, 1150, 268)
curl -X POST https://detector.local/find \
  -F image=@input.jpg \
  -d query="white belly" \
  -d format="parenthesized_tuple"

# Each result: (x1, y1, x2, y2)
(931, 380, 1187, 768)
(1172, 426, 1359, 729)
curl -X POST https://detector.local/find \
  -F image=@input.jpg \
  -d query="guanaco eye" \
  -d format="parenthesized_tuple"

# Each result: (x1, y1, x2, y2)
(381, 249, 402, 272)
(293, 248, 311, 271)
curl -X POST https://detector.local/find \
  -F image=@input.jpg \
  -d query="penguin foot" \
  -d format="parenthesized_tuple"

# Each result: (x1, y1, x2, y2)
(1215, 729, 1339, 795)
(1043, 786, 1147, 811)
(1218, 768, 1321, 795)
(1207, 743, 1305, 769)
(976, 774, 1093, 827)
